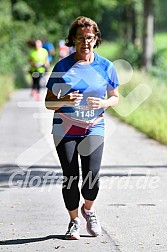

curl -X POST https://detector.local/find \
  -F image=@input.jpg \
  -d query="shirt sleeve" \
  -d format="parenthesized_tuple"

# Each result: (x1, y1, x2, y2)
(107, 63, 119, 91)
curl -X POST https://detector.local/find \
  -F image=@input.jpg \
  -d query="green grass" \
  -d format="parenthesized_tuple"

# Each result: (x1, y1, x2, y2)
(0, 66, 29, 110)
(154, 32, 167, 50)
(108, 70, 167, 145)
(0, 75, 14, 109)
(96, 38, 167, 145)
(94, 41, 121, 61)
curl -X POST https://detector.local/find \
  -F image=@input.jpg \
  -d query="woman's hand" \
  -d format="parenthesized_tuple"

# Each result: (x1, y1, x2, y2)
(68, 90, 83, 107)
(45, 89, 83, 110)
(86, 97, 105, 109)
(86, 88, 119, 110)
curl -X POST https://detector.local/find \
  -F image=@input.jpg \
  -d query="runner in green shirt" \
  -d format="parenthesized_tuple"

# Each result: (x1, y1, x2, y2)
(29, 40, 49, 100)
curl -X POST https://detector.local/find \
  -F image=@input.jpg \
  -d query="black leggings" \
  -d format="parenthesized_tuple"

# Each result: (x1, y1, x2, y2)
(54, 135, 104, 211)
(32, 73, 42, 92)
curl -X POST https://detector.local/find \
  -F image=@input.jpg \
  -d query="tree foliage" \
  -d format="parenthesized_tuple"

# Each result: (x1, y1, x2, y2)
(0, 0, 166, 75)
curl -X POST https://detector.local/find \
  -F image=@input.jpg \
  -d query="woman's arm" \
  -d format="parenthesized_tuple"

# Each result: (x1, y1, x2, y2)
(86, 87, 119, 110)
(45, 89, 83, 110)
(104, 87, 119, 108)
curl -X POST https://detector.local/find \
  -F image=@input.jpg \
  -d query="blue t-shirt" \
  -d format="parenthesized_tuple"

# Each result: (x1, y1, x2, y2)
(46, 52, 119, 137)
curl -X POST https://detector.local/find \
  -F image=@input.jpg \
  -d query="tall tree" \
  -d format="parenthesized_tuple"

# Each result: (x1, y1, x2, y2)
(122, 2, 137, 47)
(142, 0, 154, 70)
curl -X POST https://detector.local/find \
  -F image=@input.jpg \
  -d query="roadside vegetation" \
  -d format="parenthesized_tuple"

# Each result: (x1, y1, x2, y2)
(0, 76, 14, 109)
(0, 68, 27, 110)
(95, 36, 167, 145)
(110, 70, 167, 145)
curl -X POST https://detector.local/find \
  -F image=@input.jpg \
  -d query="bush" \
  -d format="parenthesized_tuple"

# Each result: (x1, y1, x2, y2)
(119, 42, 141, 68)
(109, 70, 167, 145)
(0, 75, 14, 109)
(151, 47, 167, 79)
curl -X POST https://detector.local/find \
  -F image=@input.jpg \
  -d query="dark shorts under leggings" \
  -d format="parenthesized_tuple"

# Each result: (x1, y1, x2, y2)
(54, 135, 104, 211)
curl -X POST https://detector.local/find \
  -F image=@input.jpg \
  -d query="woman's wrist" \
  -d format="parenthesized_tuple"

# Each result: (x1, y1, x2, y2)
(105, 96, 119, 108)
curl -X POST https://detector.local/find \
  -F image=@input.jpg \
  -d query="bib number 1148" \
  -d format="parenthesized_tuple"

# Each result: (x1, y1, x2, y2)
(75, 109, 95, 119)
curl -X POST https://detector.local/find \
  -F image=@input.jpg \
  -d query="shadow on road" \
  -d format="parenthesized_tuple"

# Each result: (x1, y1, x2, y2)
(0, 234, 93, 245)
(0, 235, 65, 245)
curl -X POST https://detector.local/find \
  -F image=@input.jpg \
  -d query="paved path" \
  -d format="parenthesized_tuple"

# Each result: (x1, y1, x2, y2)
(0, 88, 167, 252)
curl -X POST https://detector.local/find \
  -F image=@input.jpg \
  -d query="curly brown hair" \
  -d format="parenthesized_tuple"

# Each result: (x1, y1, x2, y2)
(65, 16, 101, 48)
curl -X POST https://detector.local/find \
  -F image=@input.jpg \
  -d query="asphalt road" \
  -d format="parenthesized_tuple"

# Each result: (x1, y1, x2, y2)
(0, 88, 167, 252)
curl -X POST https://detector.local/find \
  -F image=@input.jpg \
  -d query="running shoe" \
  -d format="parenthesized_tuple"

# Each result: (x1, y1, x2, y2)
(64, 218, 80, 240)
(81, 204, 101, 236)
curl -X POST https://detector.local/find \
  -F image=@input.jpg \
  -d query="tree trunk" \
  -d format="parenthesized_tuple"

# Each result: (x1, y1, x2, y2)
(131, 5, 137, 43)
(142, 0, 154, 71)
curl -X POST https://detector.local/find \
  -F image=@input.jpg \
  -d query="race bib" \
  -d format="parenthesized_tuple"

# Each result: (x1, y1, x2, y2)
(70, 106, 99, 122)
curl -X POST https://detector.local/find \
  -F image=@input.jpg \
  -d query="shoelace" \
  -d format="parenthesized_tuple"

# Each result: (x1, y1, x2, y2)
(86, 213, 97, 224)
